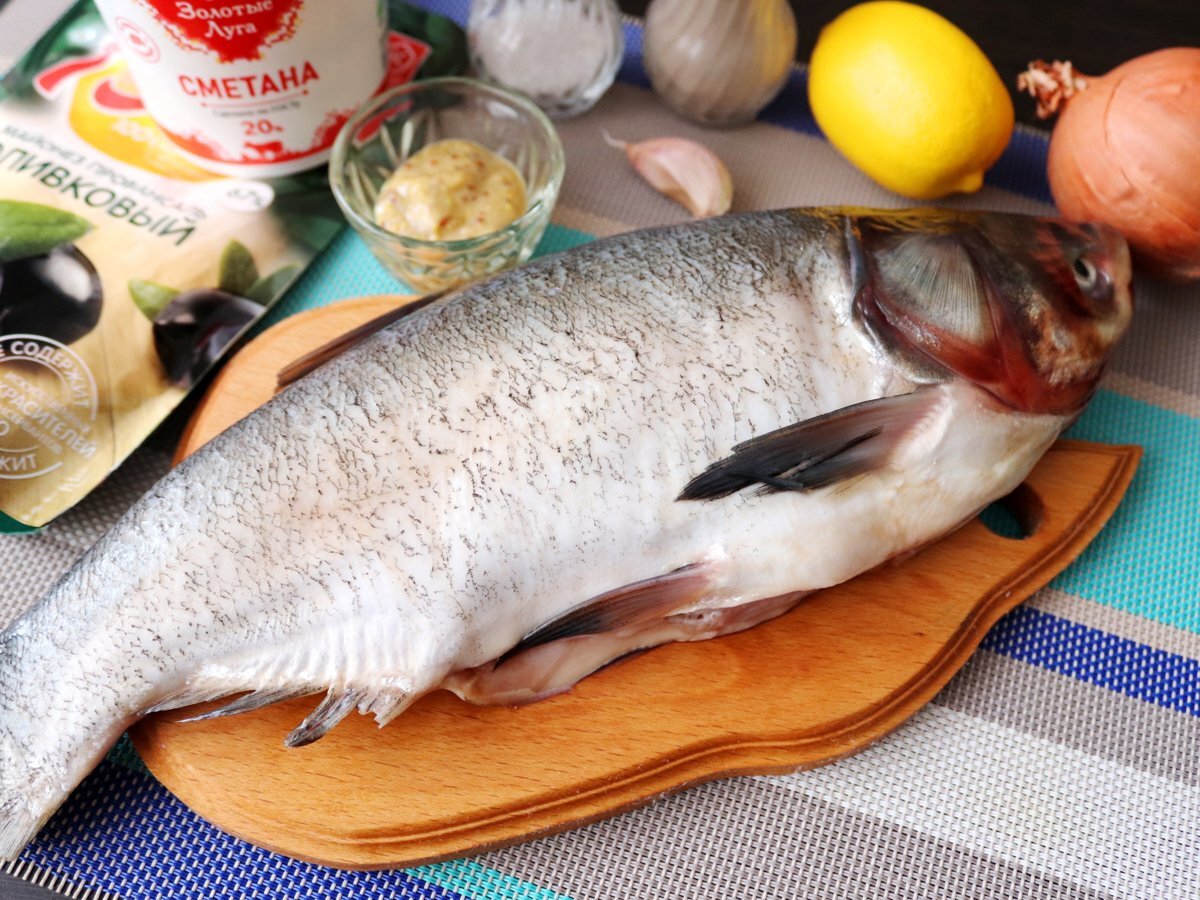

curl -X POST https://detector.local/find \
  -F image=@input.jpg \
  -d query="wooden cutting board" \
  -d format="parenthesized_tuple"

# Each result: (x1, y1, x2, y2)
(131, 295, 1141, 869)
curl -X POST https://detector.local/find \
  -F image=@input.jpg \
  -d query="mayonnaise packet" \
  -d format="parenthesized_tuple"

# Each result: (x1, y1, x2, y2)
(0, 1, 466, 530)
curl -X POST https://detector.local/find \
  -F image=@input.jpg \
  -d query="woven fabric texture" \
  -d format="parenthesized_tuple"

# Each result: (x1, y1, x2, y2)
(1, 0, 1198, 898)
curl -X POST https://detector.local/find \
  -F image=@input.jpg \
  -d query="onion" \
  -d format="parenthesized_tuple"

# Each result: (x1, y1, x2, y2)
(1018, 49, 1200, 282)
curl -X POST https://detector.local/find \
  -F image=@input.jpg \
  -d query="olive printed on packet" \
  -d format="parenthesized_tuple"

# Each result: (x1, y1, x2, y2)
(0, 201, 100, 346)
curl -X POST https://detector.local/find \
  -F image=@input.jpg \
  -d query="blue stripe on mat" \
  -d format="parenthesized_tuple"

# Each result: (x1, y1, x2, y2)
(984, 606, 1200, 717)
(22, 759, 563, 900)
(22, 761, 465, 899)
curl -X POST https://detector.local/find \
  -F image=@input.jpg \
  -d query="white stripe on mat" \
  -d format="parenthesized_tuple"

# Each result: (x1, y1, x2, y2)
(766, 704, 1200, 900)
(0, 0, 68, 73)
(552, 207, 632, 239)
(1028, 587, 1200, 659)
(2, 858, 118, 900)
(1102, 371, 1200, 420)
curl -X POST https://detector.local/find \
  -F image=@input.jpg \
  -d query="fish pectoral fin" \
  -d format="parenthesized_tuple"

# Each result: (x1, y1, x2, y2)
(139, 671, 324, 719)
(276, 290, 449, 387)
(500, 562, 716, 660)
(447, 562, 723, 707)
(446, 591, 810, 708)
(282, 686, 419, 747)
(678, 386, 949, 500)
(142, 662, 417, 745)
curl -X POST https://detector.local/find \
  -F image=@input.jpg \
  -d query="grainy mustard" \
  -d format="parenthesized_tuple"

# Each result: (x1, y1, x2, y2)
(374, 139, 527, 241)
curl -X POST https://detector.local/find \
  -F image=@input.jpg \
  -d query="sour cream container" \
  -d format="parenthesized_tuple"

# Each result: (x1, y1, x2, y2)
(91, 0, 388, 177)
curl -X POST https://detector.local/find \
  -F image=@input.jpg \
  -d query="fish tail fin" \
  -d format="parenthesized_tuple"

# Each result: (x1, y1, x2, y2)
(0, 633, 36, 859)
(0, 796, 42, 861)
(0, 617, 123, 861)
(0, 663, 51, 860)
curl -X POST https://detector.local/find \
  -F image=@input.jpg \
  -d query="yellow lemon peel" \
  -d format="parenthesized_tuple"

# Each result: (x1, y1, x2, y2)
(808, 1, 1013, 200)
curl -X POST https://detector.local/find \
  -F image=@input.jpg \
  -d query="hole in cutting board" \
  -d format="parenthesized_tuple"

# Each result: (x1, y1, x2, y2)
(979, 483, 1044, 540)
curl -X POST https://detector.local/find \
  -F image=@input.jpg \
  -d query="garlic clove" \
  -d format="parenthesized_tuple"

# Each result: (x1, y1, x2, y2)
(604, 132, 733, 217)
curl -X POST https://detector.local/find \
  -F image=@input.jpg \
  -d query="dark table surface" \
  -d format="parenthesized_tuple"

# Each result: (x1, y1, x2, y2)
(619, 0, 1198, 129)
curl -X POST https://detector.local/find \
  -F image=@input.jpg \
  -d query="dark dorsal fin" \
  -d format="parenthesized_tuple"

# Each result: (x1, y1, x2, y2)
(500, 562, 714, 662)
(679, 387, 944, 501)
(276, 290, 448, 388)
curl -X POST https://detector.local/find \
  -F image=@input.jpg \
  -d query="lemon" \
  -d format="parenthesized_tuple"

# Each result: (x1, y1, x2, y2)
(808, 1, 1013, 199)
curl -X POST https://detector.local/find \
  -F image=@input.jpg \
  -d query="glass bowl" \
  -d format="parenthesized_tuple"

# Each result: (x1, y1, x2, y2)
(330, 77, 565, 293)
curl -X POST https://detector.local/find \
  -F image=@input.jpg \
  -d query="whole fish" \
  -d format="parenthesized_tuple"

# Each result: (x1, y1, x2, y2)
(0, 208, 1131, 857)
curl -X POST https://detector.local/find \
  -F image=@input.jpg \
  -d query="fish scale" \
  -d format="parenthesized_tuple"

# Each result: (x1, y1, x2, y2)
(0, 208, 1131, 858)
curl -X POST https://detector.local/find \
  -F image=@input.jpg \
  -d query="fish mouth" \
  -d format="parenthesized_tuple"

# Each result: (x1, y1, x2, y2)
(1091, 222, 1135, 342)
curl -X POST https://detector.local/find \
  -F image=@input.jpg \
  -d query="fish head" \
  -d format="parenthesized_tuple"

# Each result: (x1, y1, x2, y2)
(849, 209, 1133, 416)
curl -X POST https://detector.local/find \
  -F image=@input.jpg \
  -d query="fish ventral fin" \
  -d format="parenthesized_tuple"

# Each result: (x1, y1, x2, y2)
(285, 687, 371, 748)
(177, 687, 321, 723)
(276, 289, 449, 388)
(500, 562, 714, 660)
(143, 678, 415, 746)
(679, 388, 943, 501)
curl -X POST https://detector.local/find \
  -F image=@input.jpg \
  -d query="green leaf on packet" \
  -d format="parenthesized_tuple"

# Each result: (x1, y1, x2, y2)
(246, 265, 301, 305)
(218, 241, 260, 295)
(0, 200, 92, 264)
(129, 279, 180, 320)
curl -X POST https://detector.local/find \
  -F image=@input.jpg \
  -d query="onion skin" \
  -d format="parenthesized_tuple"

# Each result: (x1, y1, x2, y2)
(1036, 48, 1200, 282)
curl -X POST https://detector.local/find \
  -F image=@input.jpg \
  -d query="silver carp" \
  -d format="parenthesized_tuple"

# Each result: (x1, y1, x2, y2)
(0, 208, 1132, 857)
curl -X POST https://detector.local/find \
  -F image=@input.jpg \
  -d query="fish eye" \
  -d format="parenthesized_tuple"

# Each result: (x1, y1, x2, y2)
(1073, 256, 1099, 290)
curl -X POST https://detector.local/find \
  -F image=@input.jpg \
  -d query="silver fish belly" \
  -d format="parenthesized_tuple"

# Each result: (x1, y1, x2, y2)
(0, 208, 1132, 857)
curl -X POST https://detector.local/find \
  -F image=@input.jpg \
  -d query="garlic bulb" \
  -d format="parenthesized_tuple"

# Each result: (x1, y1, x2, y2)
(643, 0, 797, 127)
(604, 132, 733, 217)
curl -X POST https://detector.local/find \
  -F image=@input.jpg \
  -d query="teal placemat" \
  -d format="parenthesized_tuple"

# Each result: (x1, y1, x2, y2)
(266, 224, 595, 327)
